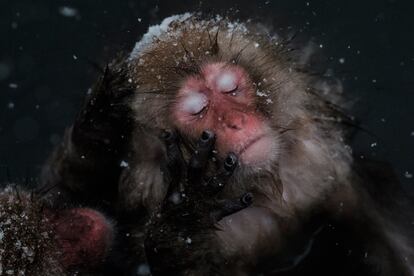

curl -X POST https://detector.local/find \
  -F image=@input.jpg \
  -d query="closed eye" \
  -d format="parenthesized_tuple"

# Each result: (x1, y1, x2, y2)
(217, 72, 238, 93)
(181, 92, 209, 115)
(223, 85, 239, 95)
(192, 105, 208, 116)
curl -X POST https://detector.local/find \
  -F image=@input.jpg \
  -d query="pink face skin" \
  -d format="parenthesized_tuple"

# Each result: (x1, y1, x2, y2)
(173, 62, 277, 166)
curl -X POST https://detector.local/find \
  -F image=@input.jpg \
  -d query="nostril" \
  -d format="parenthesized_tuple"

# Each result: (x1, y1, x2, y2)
(228, 124, 241, 130)
(226, 122, 242, 130)
(221, 113, 245, 130)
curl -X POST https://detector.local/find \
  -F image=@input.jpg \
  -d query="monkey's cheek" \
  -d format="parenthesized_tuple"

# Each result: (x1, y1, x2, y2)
(239, 136, 277, 166)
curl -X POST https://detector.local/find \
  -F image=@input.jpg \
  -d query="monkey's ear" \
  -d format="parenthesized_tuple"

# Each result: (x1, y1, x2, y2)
(50, 208, 114, 269)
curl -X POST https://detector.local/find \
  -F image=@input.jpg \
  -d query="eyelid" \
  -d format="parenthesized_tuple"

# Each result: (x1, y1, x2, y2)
(181, 92, 208, 115)
(217, 72, 238, 93)
(223, 85, 239, 94)
(193, 105, 207, 115)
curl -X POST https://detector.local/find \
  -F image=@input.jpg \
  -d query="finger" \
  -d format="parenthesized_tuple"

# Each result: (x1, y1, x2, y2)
(206, 153, 238, 194)
(161, 130, 185, 195)
(223, 152, 238, 173)
(187, 130, 216, 184)
(212, 193, 253, 221)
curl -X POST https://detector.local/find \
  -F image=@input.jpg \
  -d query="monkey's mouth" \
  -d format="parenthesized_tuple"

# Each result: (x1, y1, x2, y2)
(238, 135, 266, 155)
(236, 134, 274, 165)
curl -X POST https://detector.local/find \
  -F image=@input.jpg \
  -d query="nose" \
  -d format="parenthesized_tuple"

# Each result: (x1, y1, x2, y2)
(221, 111, 246, 130)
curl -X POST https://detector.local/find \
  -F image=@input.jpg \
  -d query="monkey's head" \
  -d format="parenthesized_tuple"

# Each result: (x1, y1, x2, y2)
(127, 13, 349, 184)
(127, 14, 296, 170)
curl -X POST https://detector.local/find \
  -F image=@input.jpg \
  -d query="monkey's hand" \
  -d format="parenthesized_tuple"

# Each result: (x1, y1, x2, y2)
(144, 130, 253, 276)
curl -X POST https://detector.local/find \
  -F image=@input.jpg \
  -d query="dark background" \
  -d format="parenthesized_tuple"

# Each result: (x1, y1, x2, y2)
(0, 0, 413, 196)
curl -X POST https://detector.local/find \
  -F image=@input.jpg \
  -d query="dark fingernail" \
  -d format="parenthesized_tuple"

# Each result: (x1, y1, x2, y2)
(161, 129, 172, 139)
(224, 153, 238, 170)
(162, 130, 176, 143)
(201, 130, 215, 142)
(241, 193, 253, 205)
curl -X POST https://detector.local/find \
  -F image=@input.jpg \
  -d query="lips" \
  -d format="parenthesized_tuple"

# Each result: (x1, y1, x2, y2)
(238, 135, 266, 155)
(233, 133, 276, 165)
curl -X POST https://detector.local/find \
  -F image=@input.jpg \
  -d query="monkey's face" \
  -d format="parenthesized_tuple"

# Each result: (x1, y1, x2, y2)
(173, 62, 278, 166)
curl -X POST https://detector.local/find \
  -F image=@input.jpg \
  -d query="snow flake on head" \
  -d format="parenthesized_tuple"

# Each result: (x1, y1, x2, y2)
(129, 13, 251, 62)
(226, 21, 248, 36)
(129, 13, 193, 60)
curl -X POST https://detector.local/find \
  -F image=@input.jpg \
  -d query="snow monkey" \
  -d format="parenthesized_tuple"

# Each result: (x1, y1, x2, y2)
(3, 13, 413, 275)
(125, 14, 414, 275)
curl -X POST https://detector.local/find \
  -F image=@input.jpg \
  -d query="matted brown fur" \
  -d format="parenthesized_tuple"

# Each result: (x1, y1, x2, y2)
(0, 186, 64, 275)
(123, 14, 352, 214)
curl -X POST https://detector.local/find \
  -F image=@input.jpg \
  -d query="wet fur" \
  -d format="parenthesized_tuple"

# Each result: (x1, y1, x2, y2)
(126, 15, 351, 209)
(124, 14, 414, 275)
(0, 186, 64, 275)
(31, 14, 414, 275)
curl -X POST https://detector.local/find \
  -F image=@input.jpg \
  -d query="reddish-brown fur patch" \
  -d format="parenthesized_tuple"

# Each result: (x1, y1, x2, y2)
(49, 208, 113, 269)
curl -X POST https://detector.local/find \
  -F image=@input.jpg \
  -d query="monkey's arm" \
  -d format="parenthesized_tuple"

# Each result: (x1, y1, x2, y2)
(39, 59, 133, 206)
